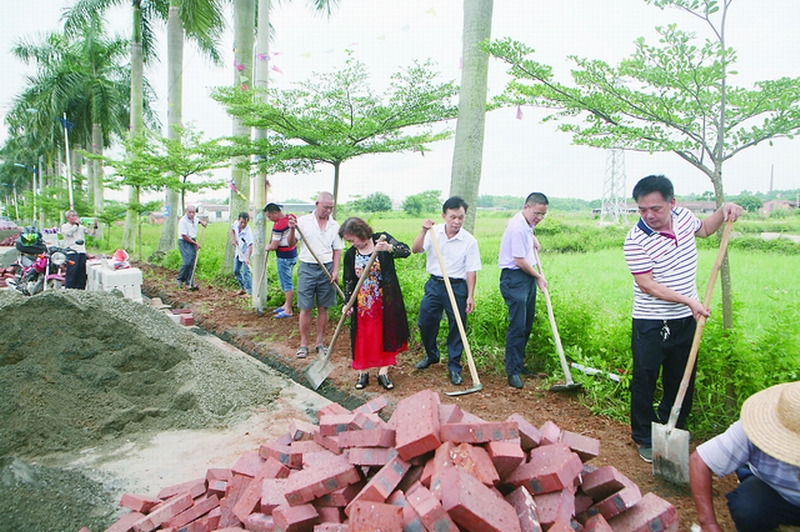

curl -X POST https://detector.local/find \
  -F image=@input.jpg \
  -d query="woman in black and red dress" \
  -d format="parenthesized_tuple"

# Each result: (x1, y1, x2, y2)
(339, 217, 410, 390)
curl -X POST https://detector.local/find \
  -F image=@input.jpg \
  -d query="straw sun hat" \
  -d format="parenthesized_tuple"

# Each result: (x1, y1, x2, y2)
(741, 381, 800, 467)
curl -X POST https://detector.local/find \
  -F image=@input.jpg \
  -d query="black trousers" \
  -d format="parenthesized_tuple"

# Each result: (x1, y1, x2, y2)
(630, 316, 697, 445)
(65, 252, 87, 289)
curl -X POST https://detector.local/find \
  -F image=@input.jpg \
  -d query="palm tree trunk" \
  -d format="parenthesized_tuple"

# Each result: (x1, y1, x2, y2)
(122, 0, 144, 250)
(91, 122, 104, 240)
(449, 0, 493, 233)
(224, 0, 256, 274)
(251, 0, 271, 310)
(154, 1, 184, 260)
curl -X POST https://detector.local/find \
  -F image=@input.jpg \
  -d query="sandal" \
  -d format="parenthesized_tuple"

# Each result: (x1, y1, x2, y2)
(315, 344, 328, 355)
(295, 345, 309, 359)
(377, 374, 394, 391)
(355, 373, 369, 390)
(274, 309, 294, 319)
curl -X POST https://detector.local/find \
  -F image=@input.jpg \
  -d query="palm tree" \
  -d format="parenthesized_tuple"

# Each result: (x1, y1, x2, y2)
(449, 0, 493, 233)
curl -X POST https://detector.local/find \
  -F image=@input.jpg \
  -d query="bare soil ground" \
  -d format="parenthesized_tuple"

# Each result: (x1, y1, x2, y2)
(142, 262, 740, 531)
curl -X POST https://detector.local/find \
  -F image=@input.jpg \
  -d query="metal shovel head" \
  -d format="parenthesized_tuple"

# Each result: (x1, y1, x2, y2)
(445, 383, 483, 397)
(550, 381, 583, 392)
(304, 352, 333, 391)
(651, 421, 690, 485)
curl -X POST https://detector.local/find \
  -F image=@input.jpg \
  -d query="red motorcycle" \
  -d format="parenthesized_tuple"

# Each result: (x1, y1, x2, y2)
(8, 228, 76, 295)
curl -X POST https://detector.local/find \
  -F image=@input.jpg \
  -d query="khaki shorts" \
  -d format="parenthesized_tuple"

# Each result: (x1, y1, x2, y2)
(297, 261, 337, 309)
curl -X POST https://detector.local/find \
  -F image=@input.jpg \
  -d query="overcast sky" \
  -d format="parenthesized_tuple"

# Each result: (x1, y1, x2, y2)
(3, 0, 800, 205)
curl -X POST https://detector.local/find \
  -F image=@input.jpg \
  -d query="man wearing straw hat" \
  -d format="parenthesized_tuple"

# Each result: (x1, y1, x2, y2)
(690, 381, 800, 531)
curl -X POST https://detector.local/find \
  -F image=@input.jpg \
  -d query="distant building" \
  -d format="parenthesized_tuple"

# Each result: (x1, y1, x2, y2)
(197, 204, 230, 223)
(760, 199, 796, 215)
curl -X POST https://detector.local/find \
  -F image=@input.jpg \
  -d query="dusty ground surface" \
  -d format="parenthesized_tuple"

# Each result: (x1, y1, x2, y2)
(141, 262, 740, 531)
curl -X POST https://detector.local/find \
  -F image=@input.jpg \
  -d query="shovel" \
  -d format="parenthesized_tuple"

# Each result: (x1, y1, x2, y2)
(427, 227, 482, 397)
(533, 248, 582, 392)
(254, 251, 269, 316)
(652, 219, 733, 485)
(305, 236, 386, 390)
(187, 223, 206, 290)
(294, 223, 346, 300)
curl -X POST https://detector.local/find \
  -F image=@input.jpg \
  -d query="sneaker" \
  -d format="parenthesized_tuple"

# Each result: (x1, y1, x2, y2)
(638, 444, 653, 463)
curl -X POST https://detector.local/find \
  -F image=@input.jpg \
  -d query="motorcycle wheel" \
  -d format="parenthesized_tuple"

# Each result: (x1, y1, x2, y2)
(28, 275, 44, 296)
(46, 279, 63, 291)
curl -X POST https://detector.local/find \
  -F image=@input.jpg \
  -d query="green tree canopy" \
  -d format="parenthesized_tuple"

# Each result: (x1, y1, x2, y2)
(402, 190, 442, 217)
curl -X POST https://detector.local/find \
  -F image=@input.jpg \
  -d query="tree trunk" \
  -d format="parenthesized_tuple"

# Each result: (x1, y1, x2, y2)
(122, 2, 144, 251)
(449, 0, 493, 233)
(91, 122, 104, 240)
(251, 0, 271, 310)
(224, 0, 256, 274)
(154, 1, 184, 261)
(332, 161, 341, 220)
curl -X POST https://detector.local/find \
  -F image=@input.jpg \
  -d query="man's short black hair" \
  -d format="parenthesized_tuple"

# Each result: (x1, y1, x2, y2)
(263, 202, 283, 213)
(632, 175, 674, 202)
(442, 195, 468, 214)
(238, 211, 250, 221)
(525, 192, 549, 206)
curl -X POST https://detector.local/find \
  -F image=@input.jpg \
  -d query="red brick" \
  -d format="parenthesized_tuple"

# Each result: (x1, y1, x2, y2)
(316, 481, 365, 507)
(120, 493, 162, 513)
(345, 454, 411, 514)
(79, 527, 92, 532)
(395, 464, 424, 494)
(207, 479, 228, 498)
(218, 474, 251, 528)
(232, 450, 266, 477)
(486, 440, 526, 480)
(427, 441, 456, 500)
(179, 314, 194, 326)
(507, 413, 542, 451)
(450, 442, 500, 486)
(338, 427, 396, 449)
(260, 478, 288, 514)
(318, 402, 350, 418)
(303, 450, 340, 469)
(347, 447, 398, 467)
(288, 419, 318, 441)
(313, 430, 342, 455)
(580, 466, 629, 501)
(405, 481, 458, 532)
(504, 486, 543, 532)
(273, 503, 319, 531)
(290, 440, 326, 454)
(548, 519, 582, 532)
(348, 501, 403, 532)
(205, 468, 233, 482)
(438, 403, 465, 425)
(180, 518, 211, 532)
(506, 442, 583, 494)
(584, 478, 642, 521)
(157, 478, 206, 500)
(259, 442, 303, 469)
(439, 420, 519, 444)
(352, 411, 385, 430)
(394, 390, 442, 460)
(441, 467, 522, 532)
(315, 505, 344, 523)
(171, 308, 192, 315)
(539, 420, 561, 446)
(353, 395, 389, 415)
(560, 430, 600, 462)
(103, 511, 145, 532)
(206, 506, 221, 529)
(312, 524, 350, 532)
(606, 492, 678, 532)
(319, 414, 359, 436)
(386, 490, 424, 532)
(575, 490, 594, 515)
(284, 455, 361, 506)
(132, 492, 193, 532)
(233, 469, 271, 522)
(166, 494, 220, 528)
(242, 512, 274, 532)
(583, 513, 613, 532)
(533, 485, 576, 529)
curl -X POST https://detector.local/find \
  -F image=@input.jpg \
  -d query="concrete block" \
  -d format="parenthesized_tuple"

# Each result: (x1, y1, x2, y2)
(394, 390, 441, 461)
(120, 493, 162, 513)
(157, 478, 206, 500)
(539, 420, 561, 446)
(606, 492, 678, 532)
(348, 501, 403, 532)
(507, 413, 542, 451)
(505, 486, 542, 532)
(283, 455, 361, 506)
(405, 481, 458, 532)
(505, 442, 583, 495)
(441, 467, 522, 532)
(560, 430, 600, 463)
(272, 503, 319, 531)
(338, 427, 396, 449)
(486, 440, 526, 480)
(439, 420, 519, 444)
(345, 454, 410, 514)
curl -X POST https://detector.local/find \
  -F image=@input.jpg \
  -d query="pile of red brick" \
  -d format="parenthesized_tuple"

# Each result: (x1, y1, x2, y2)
(84, 389, 678, 532)
(0, 266, 16, 288)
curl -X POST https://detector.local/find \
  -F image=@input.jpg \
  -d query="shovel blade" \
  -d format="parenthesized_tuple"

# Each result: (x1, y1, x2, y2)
(304, 353, 333, 390)
(445, 384, 483, 397)
(651, 422, 690, 485)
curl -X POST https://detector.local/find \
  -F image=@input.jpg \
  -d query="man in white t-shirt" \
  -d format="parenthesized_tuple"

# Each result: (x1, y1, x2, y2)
(177, 205, 207, 289)
(230, 212, 253, 296)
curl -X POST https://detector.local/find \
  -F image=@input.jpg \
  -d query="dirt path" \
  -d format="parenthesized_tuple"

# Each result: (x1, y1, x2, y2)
(142, 262, 739, 531)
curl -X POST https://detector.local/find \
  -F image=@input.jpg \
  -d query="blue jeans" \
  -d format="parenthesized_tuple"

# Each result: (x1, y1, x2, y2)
(276, 257, 297, 292)
(178, 239, 197, 284)
(727, 467, 800, 531)
(417, 276, 467, 373)
(234, 256, 252, 294)
(500, 268, 537, 376)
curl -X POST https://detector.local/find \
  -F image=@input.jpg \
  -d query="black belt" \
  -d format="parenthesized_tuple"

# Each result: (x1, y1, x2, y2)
(430, 275, 465, 284)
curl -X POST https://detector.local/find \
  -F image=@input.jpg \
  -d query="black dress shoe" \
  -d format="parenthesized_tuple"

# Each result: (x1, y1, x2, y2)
(415, 357, 439, 370)
(449, 370, 463, 386)
(355, 373, 369, 390)
(377, 374, 394, 390)
(508, 374, 524, 389)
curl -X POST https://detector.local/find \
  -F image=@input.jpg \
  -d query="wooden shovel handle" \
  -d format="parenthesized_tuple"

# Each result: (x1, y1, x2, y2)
(294, 222, 346, 300)
(666, 219, 734, 431)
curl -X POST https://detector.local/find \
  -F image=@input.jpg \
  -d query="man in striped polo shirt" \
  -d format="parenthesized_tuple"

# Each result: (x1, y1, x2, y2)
(624, 175, 743, 463)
